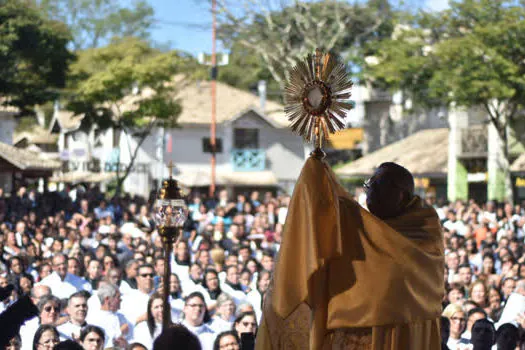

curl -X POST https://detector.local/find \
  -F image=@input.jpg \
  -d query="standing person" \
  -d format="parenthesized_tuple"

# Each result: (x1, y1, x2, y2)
(120, 264, 155, 326)
(201, 269, 222, 311)
(181, 292, 216, 350)
(246, 270, 270, 323)
(209, 294, 236, 334)
(132, 292, 164, 350)
(121, 259, 139, 294)
(256, 161, 444, 349)
(87, 282, 131, 348)
(21, 296, 61, 350)
(57, 292, 88, 341)
(442, 304, 466, 350)
(233, 311, 257, 339)
(37, 254, 91, 300)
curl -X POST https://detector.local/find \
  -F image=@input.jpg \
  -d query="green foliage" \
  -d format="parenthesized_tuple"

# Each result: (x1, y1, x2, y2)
(65, 38, 197, 196)
(15, 116, 39, 132)
(365, 0, 525, 116)
(217, 0, 397, 90)
(37, 0, 154, 49)
(217, 43, 281, 101)
(0, 0, 73, 115)
(365, 0, 525, 202)
(66, 38, 192, 131)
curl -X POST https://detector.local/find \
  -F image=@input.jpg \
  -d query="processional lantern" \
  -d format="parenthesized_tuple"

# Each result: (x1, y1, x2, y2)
(154, 161, 187, 329)
(284, 48, 354, 158)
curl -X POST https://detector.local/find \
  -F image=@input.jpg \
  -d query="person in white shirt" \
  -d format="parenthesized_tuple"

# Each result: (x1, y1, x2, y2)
(19, 285, 51, 338)
(180, 263, 204, 297)
(120, 264, 155, 325)
(132, 292, 165, 350)
(220, 266, 246, 306)
(37, 254, 91, 300)
(170, 241, 191, 286)
(208, 293, 236, 334)
(180, 292, 216, 350)
(246, 269, 270, 323)
(20, 295, 61, 350)
(120, 259, 139, 295)
(86, 282, 131, 349)
(57, 292, 88, 341)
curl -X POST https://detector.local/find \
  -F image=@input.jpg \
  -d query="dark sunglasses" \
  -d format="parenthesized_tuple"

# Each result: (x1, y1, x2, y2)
(44, 305, 60, 313)
(140, 273, 154, 278)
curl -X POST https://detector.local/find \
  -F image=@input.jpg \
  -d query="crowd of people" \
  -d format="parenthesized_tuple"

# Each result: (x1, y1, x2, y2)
(435, 198, 525, 349)
(0, 185, 287, 350)
(2, 183, 525, 349)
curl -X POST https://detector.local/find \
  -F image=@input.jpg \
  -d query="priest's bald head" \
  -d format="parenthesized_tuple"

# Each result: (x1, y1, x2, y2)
(365, 162, 415, 220)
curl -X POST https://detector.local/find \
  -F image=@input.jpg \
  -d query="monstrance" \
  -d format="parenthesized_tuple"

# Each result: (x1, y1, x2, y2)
(284, 48, 354, 158)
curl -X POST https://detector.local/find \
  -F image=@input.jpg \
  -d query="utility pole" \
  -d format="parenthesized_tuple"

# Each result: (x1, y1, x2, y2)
(210, 0, 217, 198)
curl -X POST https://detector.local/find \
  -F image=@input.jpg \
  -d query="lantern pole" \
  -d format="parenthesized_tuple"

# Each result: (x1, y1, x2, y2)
(156, 161, 186, 330)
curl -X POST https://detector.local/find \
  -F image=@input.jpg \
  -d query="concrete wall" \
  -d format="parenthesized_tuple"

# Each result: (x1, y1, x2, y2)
(0, 113, 16, 145)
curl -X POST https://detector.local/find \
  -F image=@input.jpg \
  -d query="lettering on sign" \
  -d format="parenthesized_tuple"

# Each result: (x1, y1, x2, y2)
(63, 161, 150, 174)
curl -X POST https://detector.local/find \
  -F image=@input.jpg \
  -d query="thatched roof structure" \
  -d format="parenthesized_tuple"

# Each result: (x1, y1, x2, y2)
(335, 128, 449, 178)
(14, 126, 58, 146)
(0, 141, 61, 171)
(50, 171, 116, 184)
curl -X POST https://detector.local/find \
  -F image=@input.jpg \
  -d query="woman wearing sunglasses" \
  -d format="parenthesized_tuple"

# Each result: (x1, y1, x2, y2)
(232, 311, 257, 339)
(20, 296, 61, 350)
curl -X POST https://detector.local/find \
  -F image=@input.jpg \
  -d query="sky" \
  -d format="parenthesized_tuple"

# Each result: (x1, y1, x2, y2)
(149, 0, 450, 57)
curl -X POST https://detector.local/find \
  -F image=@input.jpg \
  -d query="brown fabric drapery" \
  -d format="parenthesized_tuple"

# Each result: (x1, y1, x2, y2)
(255, 157, 444, 349)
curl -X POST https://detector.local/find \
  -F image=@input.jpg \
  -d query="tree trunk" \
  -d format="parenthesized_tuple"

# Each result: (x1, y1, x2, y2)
(500, 125, 514, 204)
(112, 126, 153, 199)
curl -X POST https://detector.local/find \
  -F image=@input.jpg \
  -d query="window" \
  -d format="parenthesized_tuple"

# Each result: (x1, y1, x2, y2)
(234, 128, 259, 149)
(202, 138, 223, 153)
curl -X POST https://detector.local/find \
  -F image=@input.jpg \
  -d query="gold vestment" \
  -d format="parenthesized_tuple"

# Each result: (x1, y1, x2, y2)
(255, 157, 444, 349)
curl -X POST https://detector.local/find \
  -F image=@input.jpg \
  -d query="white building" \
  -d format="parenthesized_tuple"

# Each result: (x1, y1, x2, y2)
(52, 80, 309, 198)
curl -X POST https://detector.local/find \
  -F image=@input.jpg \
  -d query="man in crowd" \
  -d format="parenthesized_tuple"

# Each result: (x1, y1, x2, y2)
(86, 282, 131, 348)
(57, 292, 89, 341)
(38, 254, 91, 300)
(120, 264, 155, 325)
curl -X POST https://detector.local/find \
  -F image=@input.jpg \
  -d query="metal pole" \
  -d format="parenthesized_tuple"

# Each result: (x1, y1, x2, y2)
(162, 236, 173, 329)
(210, 0, 217, 198)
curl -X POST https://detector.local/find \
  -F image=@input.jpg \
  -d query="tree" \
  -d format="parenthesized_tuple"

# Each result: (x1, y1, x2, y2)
(66, 38, 195, 196)
(0, 0, 73, 115)
(37, 0, 155, 50)
(217, 0, 395, 90)
(365, 0, 525, 203)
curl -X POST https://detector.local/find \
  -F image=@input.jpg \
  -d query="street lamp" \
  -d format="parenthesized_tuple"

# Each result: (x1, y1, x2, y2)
(154, 161, 187, 330)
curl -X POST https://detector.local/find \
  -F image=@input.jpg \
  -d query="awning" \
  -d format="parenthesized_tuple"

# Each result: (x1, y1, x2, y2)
(335, 128, 449, 178)
(50, 171, 116, 184)
(326, 128, 364, 150)
(175, 168, 278, 187)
